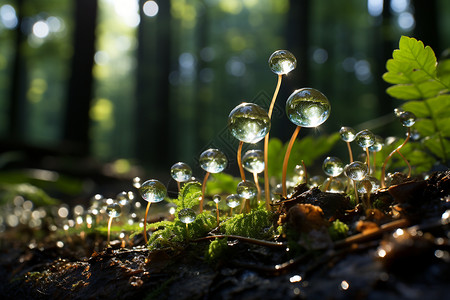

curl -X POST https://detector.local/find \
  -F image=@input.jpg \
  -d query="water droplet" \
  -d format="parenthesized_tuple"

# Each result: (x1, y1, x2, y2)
(226, 194, 241, 208)
(324, 178, 345, 193)
(339, 126, 356, 142)
(116, 191, 130, 206)
(242, 150, 264, 173)
(355, 129, 375, 149)
(398, 111, 416, 127)
(286, 88, 331, 128)
(106, 203, 122, 218)
(199, 149, 228, 173)
(309, 175, 324, 187)
(228, 103, 271, 144)
(322, 156, 344, 177)
(212, 194, 221, 204)
(133, 177, 141, 188)
(357, 176, 380, 193)
(139, 179, 167, 203)
(268, 50, 297, 75)
(368, 135, 384, 152)
(236, 181, 257, 200)
(394, 107, 405, 117)
(170, 162, 192, 182)
(178, 208, 196, 224)
(344, 161, 368, 181)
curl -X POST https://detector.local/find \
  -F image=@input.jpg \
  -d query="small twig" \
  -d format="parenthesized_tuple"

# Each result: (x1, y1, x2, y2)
(191, 234, 286, 249)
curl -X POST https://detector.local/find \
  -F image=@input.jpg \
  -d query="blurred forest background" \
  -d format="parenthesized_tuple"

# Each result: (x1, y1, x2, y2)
(0, 0, 449, 183)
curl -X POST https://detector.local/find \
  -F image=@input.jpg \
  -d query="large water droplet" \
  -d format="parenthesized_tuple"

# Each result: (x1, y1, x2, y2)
(242, 150, 264, 173)
(178, 208, 196, 224)
(344, 161, 368, 181)
(170, 162, 192, 182)
(199, 149, 228, 173)
(368, 136, 384, 152)
(228, 103, 271, 144)
(139, 179, 167, 203)
(322, 156, 344, 177)
(355, 129, 375, 149)
(226, 194, 241, 208)
(398, 111, 416, 127)
(286, 88, 331, 128)
(236, 180, 257, 200)
(339, 126, 356, 142)
(268, 50, 297, 75)
(106, 202, 122, 218)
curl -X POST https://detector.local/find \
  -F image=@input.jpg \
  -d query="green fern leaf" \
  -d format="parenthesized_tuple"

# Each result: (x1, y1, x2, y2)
(383, 36, 450, 164)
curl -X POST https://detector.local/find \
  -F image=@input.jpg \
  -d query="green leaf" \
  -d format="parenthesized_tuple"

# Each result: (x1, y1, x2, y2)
(383, 36, 450, 164)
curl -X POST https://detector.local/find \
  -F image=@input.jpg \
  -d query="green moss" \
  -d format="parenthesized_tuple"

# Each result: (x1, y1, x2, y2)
(328, 219, 349, 241)
(221, 209, 275, 239)
(205, 238, 229, 263)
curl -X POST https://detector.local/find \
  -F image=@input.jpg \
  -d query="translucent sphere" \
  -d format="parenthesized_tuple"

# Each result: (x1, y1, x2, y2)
(139, 179, 167, 203)
(242, 150, 265, 173)
(322, 157, 344, 177)
(339, 126, 356, 142)
(212, 194, 221, 204)
(268, 50, 297, 75)
(199, 149, 228, 173)
(355, 129, 375, 149)
(344, 161, 368, 181)
(106, 203, 121, 218)
(294, 164, 305, 176)
(368, 136, 384, 152)
(236, 181, 257, 200)
(226, 194, 241, 208)
(286, 88, 331, 128)
(394, 107, 405, 117)
(228, 103, 271, 144)
(309, 175, 325, 187)
(116, 191, 130, 206)
(170, 162, 192, 182)
(399, 111, 416, 127)
(357, 176, 380, 193)
(324, 178, 345, 193)
(178, 208, 196, 224)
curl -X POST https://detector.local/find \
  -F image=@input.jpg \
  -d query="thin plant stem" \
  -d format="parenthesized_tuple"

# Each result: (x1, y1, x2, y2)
(323, 176, 332, 192)
(143, 201, 152, 244)
(346, 141, 354, 163)
(353, 180, 359, 205)
(263, 74, 283, 211)
(365, 147, 371, 174)
(380, 128, 411, 188)
(373, 152, 377, 175)
(177, 181, 181, 193)
(237, 141, 246, 182)
(396, 149, 412, 177)
(302, 160, 308, 184)
(215, 202, 220, 227)
(186, 223, 190, 241)
(253, 172, 261, 202)
(282, 126, 301, 197)
(200, 172, 210, 213)
(107, 215, 113, 246)
(230, 207, 233, 216)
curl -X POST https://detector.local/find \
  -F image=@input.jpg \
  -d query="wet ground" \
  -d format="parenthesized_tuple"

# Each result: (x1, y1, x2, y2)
(1, 171, 449, 299)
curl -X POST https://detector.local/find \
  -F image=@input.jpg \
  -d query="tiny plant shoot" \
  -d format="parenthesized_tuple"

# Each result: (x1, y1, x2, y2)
(199, 149, 228, 213)
(139, 179, 167, 244)
(264, 50, 297, 209)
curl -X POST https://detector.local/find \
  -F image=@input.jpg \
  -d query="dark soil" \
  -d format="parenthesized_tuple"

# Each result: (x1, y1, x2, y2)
(1, 171, 449, 299)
